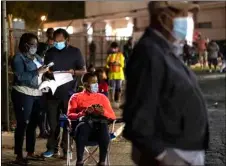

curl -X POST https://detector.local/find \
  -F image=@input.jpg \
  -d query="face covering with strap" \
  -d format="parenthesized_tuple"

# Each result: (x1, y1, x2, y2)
(29, 47, 37, 55)
(158, 12, 194, 42)
(54, 41, 66, 50)
(90, 83, 99, 93)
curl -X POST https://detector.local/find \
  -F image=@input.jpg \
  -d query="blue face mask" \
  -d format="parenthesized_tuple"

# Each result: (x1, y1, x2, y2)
(173, 17, 189, 40)
(54, 41, 66, 50)
(90, 83, 99, 93)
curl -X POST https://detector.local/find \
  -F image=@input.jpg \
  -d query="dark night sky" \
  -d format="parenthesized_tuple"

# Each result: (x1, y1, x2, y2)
(6, 1, 85, 28)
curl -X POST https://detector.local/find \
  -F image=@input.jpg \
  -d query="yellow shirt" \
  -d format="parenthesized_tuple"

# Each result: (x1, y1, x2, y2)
(106, 52, 125, 80)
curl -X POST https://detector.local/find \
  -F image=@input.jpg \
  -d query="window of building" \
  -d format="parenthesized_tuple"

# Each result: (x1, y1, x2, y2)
(196, 22, 212, 28)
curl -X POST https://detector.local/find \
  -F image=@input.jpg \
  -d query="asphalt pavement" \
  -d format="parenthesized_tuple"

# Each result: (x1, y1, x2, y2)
(2, 73, 225, 166)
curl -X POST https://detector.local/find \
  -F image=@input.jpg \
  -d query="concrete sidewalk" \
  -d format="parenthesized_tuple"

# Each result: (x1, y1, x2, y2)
(2, 129, 134, 166)
(2, 108, 134, 166)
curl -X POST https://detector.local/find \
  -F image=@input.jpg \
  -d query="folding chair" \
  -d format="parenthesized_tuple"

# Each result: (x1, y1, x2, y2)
(59, 114, 72, 166)
(67, 118, 124, 166)
(78, 120, 117, 166)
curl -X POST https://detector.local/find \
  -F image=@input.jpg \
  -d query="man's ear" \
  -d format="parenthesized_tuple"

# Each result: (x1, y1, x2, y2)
(83, 82, 88, 88)
(66, 38, 69, 44)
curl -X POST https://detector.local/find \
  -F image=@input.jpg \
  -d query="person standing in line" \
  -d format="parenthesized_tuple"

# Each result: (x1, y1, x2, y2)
(89, 41, 96, 66)
(45, 28, 55, 48)
(96, 68, 109, 97)
(183, 40, 192, 67)
(11, 33, 49, 164)
(106, 42, 125, 106)
(42, 28, 86, 158)
(123, 2, 209, 166)
(36, 27, 55, 139)
(37, 28, 55, 58)
(220, 41, 226, 73)
(207, 40, 220, 73)
(197, 34, 208, 70)
(123, 37, 133, 66)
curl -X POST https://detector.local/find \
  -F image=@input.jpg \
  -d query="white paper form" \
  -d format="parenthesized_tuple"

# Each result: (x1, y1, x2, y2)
(39, 80, 58, 94)
(53, 72, 73, 86)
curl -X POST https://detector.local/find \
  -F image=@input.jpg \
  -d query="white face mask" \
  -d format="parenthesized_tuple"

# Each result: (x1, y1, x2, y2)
(90, 83, 99, 93)
(29, 47, 37, 55)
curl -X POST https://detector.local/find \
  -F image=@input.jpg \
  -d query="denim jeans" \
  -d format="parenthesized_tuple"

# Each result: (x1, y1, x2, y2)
(11, 89, 41, 155)
(108, 79, 122, 93)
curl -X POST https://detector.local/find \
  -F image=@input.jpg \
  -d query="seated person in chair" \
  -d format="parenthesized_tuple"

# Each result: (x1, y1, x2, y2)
(67, 72, 116, 166)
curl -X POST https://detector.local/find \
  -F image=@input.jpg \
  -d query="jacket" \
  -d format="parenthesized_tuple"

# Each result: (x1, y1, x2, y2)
(67, 91, 116, 120)
(123, 27, 209, 159)
(207, 41, 219, 59)
(11, 52, 43, 88)
(106, 52, 125, 80)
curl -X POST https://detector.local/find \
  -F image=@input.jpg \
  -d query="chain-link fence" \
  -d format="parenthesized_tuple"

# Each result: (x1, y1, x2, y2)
(9, 29, 130, 67)
(69, 35, 130, 67)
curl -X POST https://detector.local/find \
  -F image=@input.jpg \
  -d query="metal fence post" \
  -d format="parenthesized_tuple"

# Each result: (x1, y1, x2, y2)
(101, 36, 104, 67)
(1, 0, 10, 131)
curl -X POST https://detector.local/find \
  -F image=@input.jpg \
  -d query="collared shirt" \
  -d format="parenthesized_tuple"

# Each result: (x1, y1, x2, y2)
(67, 91, 116, 120)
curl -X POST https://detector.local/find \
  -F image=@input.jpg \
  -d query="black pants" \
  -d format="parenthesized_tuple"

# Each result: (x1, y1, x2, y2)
(46, 98, 70, 153)
(183, 55, 191, 66)
(38, 95, 49, 135)
(75, 121, 110, 163)
(208, 58, 218, 69)
(11, 89, 41, 156)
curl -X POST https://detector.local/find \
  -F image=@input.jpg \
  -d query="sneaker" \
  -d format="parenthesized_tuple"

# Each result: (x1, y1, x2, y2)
(42, 151, 54, 158)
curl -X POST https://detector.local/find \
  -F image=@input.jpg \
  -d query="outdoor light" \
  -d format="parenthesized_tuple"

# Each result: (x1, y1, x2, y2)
(87, 24, 93, 35)
(67, 26, 74, 34)
(105, 24, 112, 36)
(41, 15, 47, 22)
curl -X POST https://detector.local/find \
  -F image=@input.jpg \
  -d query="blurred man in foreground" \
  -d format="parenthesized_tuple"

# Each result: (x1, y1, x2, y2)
(123, 2, 209, 166)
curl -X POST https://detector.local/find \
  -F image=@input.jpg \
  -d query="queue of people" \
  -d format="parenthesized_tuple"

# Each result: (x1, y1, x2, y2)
(182, 34, 226, 73)
(10, 27, 121, 165)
